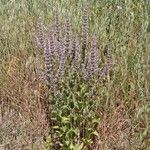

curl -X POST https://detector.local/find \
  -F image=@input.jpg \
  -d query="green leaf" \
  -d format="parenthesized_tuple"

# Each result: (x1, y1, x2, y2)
(74, 143, 84, 150)
(65, 140, 70, 146)
(91, 131, 99, 138)
(61, 116, 70, 123)
(69, 142, 75, 149)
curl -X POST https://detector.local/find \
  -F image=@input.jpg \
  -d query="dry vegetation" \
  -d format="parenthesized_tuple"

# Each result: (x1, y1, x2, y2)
(0, 0, 150, 149)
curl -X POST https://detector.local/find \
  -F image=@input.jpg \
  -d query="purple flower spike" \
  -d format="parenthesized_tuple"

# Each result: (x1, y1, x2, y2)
(72, 34, 81, 72)
(86, 36, 99, 79)
(43, 36, 53, 89)
(82, 1, 88, 62)
(55, 8, 60, 42)
(54, 39, 60, 59)
(56, 38, 66, 82)
(64, 16, 71, 55)
(48, 25, 55, 57)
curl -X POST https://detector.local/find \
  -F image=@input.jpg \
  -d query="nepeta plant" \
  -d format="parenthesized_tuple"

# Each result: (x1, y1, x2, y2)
(34, 3, 112, 89)
(33, 2, 113, 148)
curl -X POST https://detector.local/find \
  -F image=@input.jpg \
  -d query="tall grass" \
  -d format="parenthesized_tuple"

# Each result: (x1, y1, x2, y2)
(0, 0, 150, 149)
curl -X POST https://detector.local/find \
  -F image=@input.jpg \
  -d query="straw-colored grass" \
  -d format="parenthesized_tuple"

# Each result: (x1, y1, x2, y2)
(0, 0, 150, 149)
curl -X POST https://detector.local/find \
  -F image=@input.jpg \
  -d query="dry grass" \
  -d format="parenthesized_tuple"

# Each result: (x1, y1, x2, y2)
(1, 55, 49, 149)
(98, 101, 131, 149)
(0, 0, 150, 149)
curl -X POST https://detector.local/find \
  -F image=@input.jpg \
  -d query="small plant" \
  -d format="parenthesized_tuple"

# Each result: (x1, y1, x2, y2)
(33, 1, 112, 149)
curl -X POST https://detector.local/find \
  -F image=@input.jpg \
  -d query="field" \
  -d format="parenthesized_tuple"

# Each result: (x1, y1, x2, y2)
(0, 0, 150, 149)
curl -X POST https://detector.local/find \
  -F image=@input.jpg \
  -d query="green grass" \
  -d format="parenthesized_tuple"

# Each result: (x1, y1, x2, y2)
(0, 0, 150, 149)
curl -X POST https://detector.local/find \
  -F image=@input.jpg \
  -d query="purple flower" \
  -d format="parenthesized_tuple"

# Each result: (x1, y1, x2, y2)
(55, 8, 60, 42)
(56, 37, 66, 82)
(54, 38, 61, 60)
(82, 2, 88, 62)
(64, 16, 71, 55)
(47, 25, 55, 57)
(72, 33, 81, 72)
(86, 36, 99, 79)
(43, 36, 53, 89)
